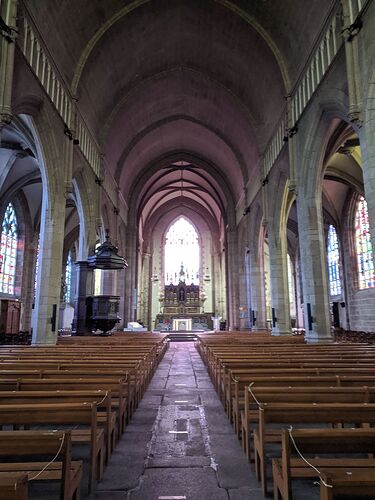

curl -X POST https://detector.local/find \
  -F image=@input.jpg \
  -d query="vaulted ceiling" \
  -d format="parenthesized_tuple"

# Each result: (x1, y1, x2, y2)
(24, 0, 336, 234)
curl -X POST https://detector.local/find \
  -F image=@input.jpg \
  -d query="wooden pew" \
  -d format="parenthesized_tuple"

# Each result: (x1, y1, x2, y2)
(0, 390, 115, 463)
(319, 469, 375, 499)
(17, 377, 128, 436)
(0, 474, 28, 500)
(0, 430, 81, 500)
(240, 384, 375, 460)
(253, 402, 375, 496)
(0, 403, 103, 493)
(272, 427, 375, 500)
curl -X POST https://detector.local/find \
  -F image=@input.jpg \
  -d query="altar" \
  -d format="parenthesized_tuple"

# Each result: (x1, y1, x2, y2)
(154, 273, 212, 331)
(173, 318, 192, 331)
(155, 313, 212, 331)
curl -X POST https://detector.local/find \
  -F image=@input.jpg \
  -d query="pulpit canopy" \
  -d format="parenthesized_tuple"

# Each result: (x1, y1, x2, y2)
(87, 230, 128, 270)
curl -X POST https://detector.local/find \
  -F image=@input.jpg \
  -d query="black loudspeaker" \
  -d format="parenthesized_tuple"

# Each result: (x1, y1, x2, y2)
(272, 308, 277, 327)
(306, 303, 313, 331)
(51, 304, 57, 332)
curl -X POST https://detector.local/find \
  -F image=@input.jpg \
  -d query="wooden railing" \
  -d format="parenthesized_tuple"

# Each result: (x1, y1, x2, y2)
(19, 11, 102, 179)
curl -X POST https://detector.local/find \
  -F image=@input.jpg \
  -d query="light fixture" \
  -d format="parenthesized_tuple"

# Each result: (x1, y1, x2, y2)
(203, 267, 211, 282)
(151, 267, 159, 282)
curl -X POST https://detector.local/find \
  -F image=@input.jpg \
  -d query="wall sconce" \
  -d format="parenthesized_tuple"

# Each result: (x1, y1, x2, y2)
(151, 267, 159, 282)
(203, 267, 211, 282)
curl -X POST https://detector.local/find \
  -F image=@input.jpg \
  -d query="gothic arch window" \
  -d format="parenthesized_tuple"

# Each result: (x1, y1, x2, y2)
(287, 254, 296, 318)
(0, 203, 18, 294)
(263, 237, 271, 323)
(34, 236, 40, 297)
(164, 217, 199, 285)
(355, 196, 375, 289)
(327, 225, 342, 296)
(65, 252, 73, 302)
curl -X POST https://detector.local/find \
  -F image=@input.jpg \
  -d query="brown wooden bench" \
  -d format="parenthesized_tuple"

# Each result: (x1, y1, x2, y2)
(272, 427, 375, 500)
(241, 384, 375, 460)
(0, 430, 81, 500)
(0, 474, 28, 500)
(319, 468, 375, 499)
(16, 377, 128, 436)
(253, 402, 375, 496)
(0, 403, 103, 493)
(0, 390, 115, 464)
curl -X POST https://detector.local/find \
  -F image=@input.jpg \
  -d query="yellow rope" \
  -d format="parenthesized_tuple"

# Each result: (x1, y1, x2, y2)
(29, 433, 65, 481)
(288, 426, 333, 489)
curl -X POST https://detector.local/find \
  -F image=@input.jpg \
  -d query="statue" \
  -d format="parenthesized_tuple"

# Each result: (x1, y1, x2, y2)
(60, 275, 67, 301)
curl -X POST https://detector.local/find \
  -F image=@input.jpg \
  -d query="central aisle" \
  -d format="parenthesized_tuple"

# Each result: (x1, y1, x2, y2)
(93, 342, 262, 500)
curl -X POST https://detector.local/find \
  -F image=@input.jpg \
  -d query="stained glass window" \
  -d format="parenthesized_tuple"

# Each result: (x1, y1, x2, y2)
(355, 196, 375, 289)
(65, 252, 73, 302)
(34, 236, 40, 296)
(164, 217, 199, 285)
(0, 203, 18, 294)
(287, 254, 296, 317)
(327, 225, 342, 296)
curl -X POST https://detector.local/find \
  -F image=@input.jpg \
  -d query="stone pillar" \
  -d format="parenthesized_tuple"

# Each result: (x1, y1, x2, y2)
(341, 0, 363, 126)
(0, 0, 18, 134)
(226, 228, 239, 330)
(32, 194, 66, 345)
(116, 267, 126, 330)
(20, 238, 38, 332)
(268, 227, 291, 335)
(140, 252, 151, 327)
(297, 195, 332, 342)
(124, 222, 137, 324)
(361, 108, 375, 259)
(249, 251, 267, 329)
(71, 261, 94, 335)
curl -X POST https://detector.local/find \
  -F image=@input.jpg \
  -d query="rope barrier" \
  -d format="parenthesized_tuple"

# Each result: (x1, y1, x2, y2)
(29, 433, 65, 481)
(248, 382, 261, 407)
(288, 426, 333, 489)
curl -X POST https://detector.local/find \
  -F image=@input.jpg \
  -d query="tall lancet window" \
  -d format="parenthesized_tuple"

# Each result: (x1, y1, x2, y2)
(65, 252, 73, 302)
(164, 217, 199, 285)
(327, 225, 342, 296)
(0, 203, 18, 294)
(287, 254, 296, 318)
(355, 196, 375, 289)
(34, 236, 40, 297)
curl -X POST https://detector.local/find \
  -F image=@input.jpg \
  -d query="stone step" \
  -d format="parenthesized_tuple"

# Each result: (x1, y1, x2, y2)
(167, 333, 197, 342)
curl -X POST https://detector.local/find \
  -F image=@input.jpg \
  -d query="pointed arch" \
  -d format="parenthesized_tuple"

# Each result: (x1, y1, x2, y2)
(164, 216, 200, 285)
(0, 203, 18, 294)
(355, 196, 375, 289)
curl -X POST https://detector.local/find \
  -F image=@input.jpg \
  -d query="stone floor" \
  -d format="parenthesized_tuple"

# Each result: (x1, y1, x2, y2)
(90, 341, 264, 500)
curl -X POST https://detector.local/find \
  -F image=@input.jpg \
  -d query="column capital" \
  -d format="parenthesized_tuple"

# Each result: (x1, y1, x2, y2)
(0, 113, 13, 130)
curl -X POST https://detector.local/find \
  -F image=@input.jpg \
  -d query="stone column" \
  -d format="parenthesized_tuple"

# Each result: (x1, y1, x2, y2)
(226, 228, 239, 330)
(0, 0, 18, 134)
(124, 222, 137, 324)
(140, 252, 151, 327)
(32, 193, 66, 344)
(341, 0, 363, 126)
(268, 226, 291, 335)
(249, 251, 267, 329)
(116, 267, 126, 330)
(361, 107, 375, 259)
(297, 195, 332, 342)
(71, 261, 94, 335)
(20, 238, 38, 332)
